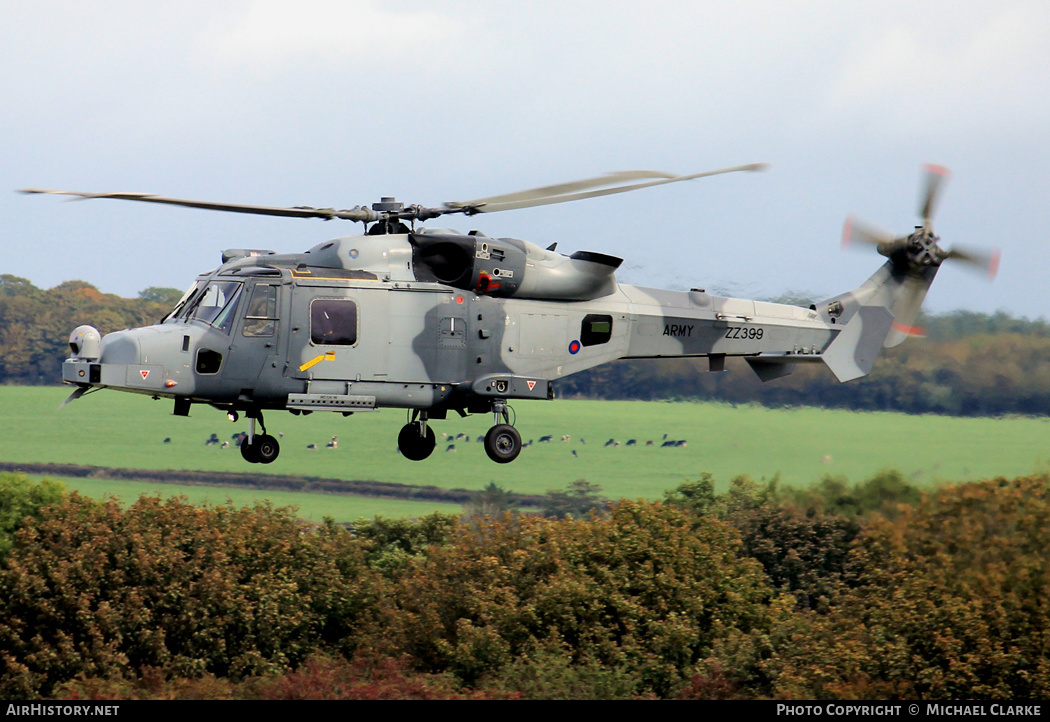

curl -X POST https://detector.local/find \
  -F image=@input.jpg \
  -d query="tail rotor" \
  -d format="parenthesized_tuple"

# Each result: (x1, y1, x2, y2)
(844, 164, 999, 279)
(841, 164, 999, 346)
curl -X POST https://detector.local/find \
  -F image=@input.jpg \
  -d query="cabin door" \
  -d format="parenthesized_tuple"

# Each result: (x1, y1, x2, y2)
(224, 280, 285, 399)
(288, 285, 389, 383)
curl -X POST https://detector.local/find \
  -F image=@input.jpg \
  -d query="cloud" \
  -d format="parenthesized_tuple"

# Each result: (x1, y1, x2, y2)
(3, 1, 1047, 316)
(817, 3, 1050, 137)
(204, 0, 467, 73)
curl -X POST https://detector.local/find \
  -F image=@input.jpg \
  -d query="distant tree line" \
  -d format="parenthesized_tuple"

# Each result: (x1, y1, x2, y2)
(2, 274, 1049, 416)
(559, 308, 1050, 416)
(0, 275, 179, 385)
(2, 470, 1048, 699)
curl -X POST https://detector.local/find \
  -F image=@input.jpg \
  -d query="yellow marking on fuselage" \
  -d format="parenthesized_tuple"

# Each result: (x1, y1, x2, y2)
(299, 350, 336, 372)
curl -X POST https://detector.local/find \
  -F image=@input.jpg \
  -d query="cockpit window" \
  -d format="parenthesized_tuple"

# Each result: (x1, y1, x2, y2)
(184, 280, 243, 333)
(162, 280, 205, 324)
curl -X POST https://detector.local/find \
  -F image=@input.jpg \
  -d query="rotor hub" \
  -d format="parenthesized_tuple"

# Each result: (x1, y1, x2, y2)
(908, 228, 945, 268)
(372, 197, 404, 213)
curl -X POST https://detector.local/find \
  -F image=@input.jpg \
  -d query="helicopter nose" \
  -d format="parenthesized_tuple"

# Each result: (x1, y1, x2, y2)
(62, 326, 143, 387)
(97, 328, 143, 365)
(63, 324, 189, 393)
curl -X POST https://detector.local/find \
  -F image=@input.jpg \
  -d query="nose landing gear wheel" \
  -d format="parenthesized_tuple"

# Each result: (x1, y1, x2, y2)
(398, 422, 436, 461)
(485, 424, 522, 464)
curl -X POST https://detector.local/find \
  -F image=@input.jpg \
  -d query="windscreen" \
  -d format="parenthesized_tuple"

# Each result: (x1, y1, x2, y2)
(183, 280, 243, 333)
(161, 280, 205, 324)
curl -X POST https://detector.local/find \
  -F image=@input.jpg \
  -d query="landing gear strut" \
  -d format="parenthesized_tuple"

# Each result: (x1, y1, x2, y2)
(484, 400, 521, 464)
(399, 411, 436, 461)
(240, 410, 280, 464)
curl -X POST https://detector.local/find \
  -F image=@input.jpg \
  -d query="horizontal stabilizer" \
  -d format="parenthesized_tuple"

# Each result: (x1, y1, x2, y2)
(745, 358, 798, 382)
(822, 306, 894, 382)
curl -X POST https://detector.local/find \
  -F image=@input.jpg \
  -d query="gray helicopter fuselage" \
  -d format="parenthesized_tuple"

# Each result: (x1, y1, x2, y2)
(62, 230, 850, 417)
(44, 162, 973, 465)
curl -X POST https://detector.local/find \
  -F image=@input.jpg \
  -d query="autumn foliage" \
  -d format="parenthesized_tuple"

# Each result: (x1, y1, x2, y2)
(369, 501, 777, 697)
(768, 476, 1050, 699)
(0, 492, 383, 697)
(0, 277, 177, 385)
(2, 472, 1050, 699)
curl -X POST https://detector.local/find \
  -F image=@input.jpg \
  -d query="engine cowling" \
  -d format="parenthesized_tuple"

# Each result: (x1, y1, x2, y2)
(409, 230, 620, 301)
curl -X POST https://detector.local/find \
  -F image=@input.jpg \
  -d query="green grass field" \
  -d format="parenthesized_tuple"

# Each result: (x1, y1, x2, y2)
(18, 474, 464, 523)
(3, 386, 1049, 519)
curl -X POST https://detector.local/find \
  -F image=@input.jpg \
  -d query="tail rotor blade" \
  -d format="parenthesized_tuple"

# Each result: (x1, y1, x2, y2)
(945, 245, 1001, 279)
(842, 215, 897, 248)
(920, 163, 950, 230)
(843, 215, 910, 258)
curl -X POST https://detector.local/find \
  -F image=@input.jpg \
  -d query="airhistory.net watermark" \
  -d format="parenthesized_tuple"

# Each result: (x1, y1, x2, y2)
(6, 705, 119, 717)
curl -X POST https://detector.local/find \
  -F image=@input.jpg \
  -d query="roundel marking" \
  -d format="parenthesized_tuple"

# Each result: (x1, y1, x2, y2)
(568, 340, 581, 355)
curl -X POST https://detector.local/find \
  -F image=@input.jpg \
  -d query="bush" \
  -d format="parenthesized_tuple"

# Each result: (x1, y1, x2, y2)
(666, 473, 921, 610)
(349, 512, 460, 577)
(769, 476, 1050, 699)
(243, 652, 501, 700)
(0, 495, 383, 698)
(369, 500, 779, 698)
(0, 473, 64, 559)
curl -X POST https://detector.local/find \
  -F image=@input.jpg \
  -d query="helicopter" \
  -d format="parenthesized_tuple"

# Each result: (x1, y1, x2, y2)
(24, 163, 997, 465)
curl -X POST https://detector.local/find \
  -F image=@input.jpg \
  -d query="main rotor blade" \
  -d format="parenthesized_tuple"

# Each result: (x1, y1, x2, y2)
(19, 188, 373, 221)
(448, 170, 678, 209)
(919, 163, 950, 229)
(24, 162, 768, 222)
(445, 163, 768, 214)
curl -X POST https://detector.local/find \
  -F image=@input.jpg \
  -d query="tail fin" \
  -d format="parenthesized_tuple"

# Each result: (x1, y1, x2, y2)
(821, 305, 894, 382)
(881, 273, 933, 348)
(817, 259, 938, 381)
(820, 163, 995, 375)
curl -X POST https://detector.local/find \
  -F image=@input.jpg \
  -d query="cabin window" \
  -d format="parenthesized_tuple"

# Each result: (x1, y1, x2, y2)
(310, 299, 358, 346)
(242, 284, 279, 337)
(580, 314, 613, 346)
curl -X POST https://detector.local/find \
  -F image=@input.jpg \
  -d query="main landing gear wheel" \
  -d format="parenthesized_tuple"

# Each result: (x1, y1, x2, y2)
(398, 422, 436, 461)
(241, 434, 280, 464)
(485, 424, 522, 464)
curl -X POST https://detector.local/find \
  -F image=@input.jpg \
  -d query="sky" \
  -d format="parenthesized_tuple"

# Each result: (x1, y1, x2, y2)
(3, 1, 1048, 317)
